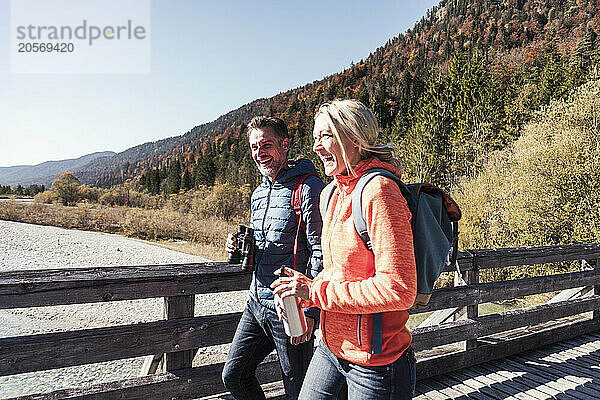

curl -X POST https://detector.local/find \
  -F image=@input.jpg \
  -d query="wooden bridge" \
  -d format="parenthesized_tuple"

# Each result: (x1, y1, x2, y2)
(1, 243, 599, 399)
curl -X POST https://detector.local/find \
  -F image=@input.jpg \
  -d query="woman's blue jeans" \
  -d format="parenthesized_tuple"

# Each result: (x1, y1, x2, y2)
(298, 340, 416, 400)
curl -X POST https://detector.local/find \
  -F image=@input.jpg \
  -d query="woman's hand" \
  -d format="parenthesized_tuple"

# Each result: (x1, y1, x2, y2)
(291, 317, 315, 346)
(272, 267, 316, 345)
(271, 266, 312, 301)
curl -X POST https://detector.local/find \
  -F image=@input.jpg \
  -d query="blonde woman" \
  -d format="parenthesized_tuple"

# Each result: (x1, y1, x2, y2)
(272, 100, 417, 399)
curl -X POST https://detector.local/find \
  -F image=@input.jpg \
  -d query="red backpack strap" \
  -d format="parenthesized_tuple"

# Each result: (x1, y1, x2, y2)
(291, 173, 317, 270)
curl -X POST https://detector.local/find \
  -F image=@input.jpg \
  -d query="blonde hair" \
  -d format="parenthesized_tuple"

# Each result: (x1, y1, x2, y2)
(314, 99, 399, 175)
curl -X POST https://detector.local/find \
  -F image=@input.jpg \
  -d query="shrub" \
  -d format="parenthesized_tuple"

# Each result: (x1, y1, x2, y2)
(166, 185, 250, 222)
(78, 185, 101, 203)
(34, 190, 58, 204)
(196, 183, 251, 222)
(52, 172, 81, 206)
(99, 190, 119, 206)
(454, 79, 600, 279)
(167, 187, 211, 215)
(121, 206, 236, 247)
(98, 186, 163, 209)
(128, 190, 164, 209)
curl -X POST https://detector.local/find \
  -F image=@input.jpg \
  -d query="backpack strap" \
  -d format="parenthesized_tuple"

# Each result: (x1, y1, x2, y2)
(291, 173, 317, 271)
(372, 313, 383, 355)
(352, 168, 401, 251)
(320, 181, 337, 219)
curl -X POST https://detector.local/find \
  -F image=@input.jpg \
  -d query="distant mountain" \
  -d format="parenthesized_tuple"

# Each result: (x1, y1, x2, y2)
(0, 151, 116, 186)
(72, 98, 270, 187)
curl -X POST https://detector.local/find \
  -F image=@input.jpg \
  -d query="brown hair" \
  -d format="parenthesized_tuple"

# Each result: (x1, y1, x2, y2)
(247, 116, 289, 142)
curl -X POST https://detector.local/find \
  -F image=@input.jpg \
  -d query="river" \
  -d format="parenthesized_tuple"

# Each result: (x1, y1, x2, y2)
(0, 198, 33, 203)
(0, 219, 246, 398)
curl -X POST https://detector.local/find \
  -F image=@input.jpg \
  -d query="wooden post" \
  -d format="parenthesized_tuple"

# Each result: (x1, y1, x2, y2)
(162, 295, 196, 371)
(453, 271, 467, 320)
(464, 266, 479, 351)
(454, 257, 479, 351)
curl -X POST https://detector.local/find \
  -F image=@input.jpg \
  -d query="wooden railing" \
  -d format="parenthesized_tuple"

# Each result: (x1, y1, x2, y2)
(1, 243, 599, 399)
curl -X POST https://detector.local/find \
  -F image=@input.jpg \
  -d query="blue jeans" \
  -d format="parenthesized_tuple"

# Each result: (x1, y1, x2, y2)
(222, 296, 313, 400)
(299, 340, 416, 400)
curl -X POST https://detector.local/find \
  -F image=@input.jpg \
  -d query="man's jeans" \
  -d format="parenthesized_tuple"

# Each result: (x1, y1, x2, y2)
(222, 296, 313, 400)
(298, 340, 416, 400)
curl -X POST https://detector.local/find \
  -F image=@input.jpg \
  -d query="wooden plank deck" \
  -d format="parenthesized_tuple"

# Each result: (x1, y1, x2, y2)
(416, 332, 600, 400)
(206, 332, 600, 399)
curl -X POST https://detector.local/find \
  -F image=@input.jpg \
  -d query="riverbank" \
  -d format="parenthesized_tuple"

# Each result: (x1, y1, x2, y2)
(0, 219, 247, 398)
(0, 200, 238, 260)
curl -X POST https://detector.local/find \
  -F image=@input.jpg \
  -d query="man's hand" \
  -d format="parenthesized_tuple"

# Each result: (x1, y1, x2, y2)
(225, 233, 236, 253)
(274, 291, 285, 322)
(291, 317, 315, 345)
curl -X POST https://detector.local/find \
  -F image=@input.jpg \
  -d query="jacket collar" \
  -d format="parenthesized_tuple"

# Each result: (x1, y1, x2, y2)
(260, 158, 318, 186)
(334, 158, 402, 195)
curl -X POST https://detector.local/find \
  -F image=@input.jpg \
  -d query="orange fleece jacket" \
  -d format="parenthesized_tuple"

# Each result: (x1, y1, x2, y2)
(308, 158, 417, 366)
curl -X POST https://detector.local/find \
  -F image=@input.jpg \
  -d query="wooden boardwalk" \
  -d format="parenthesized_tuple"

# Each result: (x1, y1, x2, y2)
(207, 331, 600, 400)
(416, 332, 600, 400)
(2, 244, 599, 399)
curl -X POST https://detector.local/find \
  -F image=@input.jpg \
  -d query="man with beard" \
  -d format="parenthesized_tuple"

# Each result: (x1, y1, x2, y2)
(222, 116, 324, 400)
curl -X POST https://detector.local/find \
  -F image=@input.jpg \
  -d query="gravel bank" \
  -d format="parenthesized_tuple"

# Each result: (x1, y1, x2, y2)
(0, 220, 248, 398)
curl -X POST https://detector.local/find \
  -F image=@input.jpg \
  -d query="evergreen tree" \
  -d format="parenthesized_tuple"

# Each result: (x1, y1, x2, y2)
(568, 27, 598, 88)
(154, 168, 161, 194)
(401, 52, 506, 188)
(167, 160, 182, 195)
(401, 75, 452, 185)
(196, 153, 216, 187)
(141, 169, 150, 191)
(182, 169, 192, 191)
(539, 44, 567, 105)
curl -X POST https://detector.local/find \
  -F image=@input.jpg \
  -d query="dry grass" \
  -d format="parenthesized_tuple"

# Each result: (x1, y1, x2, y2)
(152, 240, 228, 261)
(0, 201, 239, 255)
(1, 184, 251, 260)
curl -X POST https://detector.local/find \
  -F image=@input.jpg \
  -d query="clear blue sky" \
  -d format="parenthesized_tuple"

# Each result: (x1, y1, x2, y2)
(0, 0, 440, 167)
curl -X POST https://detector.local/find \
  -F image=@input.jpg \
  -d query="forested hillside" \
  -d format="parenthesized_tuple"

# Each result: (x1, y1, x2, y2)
(83, 0, 600, 193)
(455, 78, 600, 277)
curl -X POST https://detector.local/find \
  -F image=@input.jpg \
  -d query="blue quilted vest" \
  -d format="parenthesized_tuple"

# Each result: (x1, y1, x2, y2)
(249, 158, 325, 309)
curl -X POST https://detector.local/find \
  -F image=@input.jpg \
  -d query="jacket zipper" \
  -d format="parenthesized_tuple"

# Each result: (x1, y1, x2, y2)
(262, 181, 273, 238)
(255, 181, 273, 303)
(357, 314, 362, 346)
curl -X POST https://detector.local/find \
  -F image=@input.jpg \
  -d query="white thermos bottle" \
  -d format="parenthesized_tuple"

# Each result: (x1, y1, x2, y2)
(274, 268, 307, 337)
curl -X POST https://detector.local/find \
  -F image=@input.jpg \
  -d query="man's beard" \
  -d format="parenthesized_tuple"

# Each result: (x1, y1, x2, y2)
(255, 154, 286, 178)
(256, 163, 280, 178)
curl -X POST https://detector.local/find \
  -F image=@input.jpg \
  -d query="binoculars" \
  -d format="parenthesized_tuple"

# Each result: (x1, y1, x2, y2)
(228, 225, 255, 271)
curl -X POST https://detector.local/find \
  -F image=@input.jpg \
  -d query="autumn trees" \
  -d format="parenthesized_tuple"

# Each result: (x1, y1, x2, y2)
(52, 172, 81, 206)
